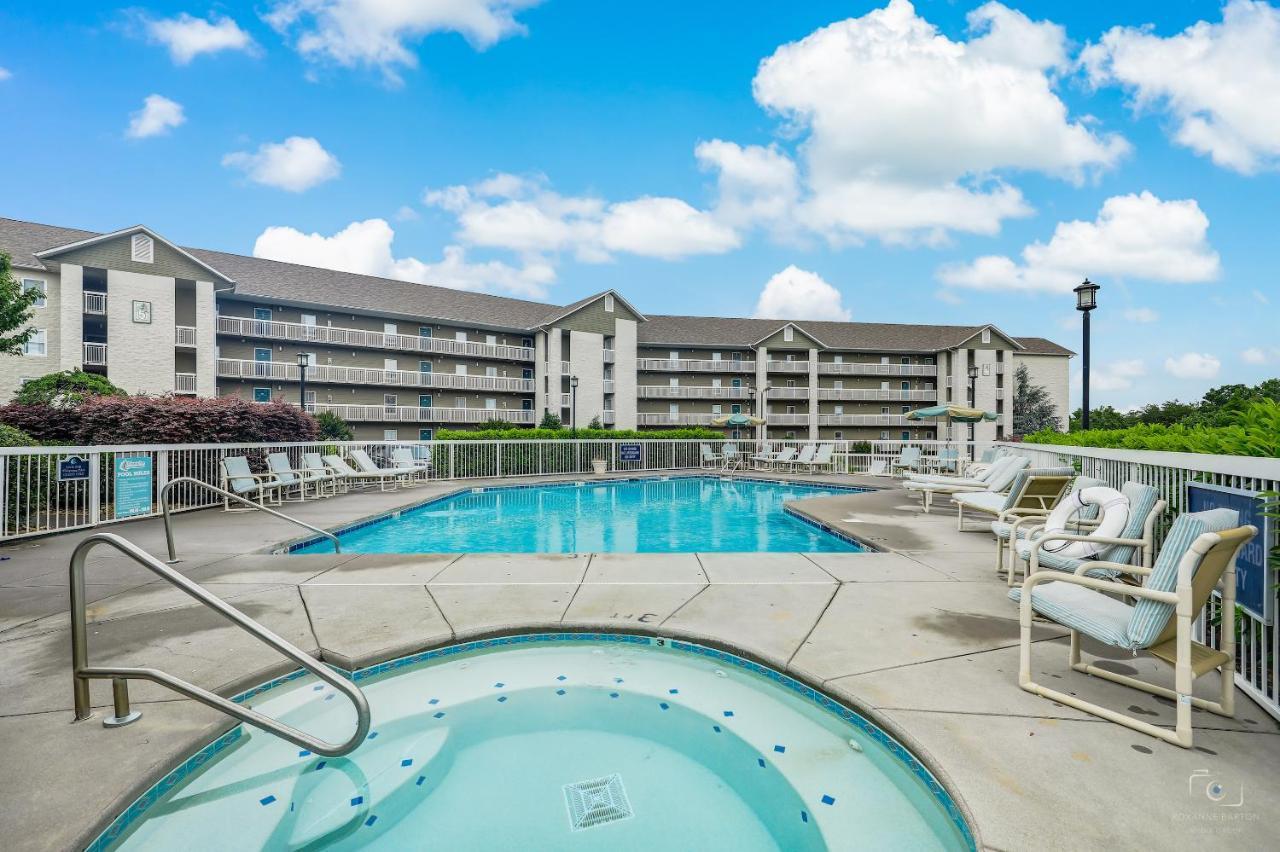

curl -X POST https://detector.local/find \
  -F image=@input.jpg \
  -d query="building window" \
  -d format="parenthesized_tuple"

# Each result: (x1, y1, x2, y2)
(901, 381, 910, 391)
(485, 398, 497, 410)
(522, 368, 533, 380)
(711, 404, 722, 415)
(731, 378, 741, 388)
(20, 278, 46, 307)
(22, 329, 46, 356)
(981, 328, 991, 344)
(521, 336, 533, 348)
(834, 431, 843, 440)
(455, 397, 466, 408)
(485, 366, 497, 378)
(419, 428, 433, 440)
(785, 353, 795, 362)
(669, 377, 679, 387)
(419, 326, 433, 338)
(833, 380, 843, 390)
(384, 430, 398, 441)
(486, 334, 497, 346)
(785, 431, 795, 439)
(786, 379, 796, 388)
(130, 233, 154, 263)
(522, 399, 533, 410)
(254, 347, 271, 362)
(419, 394, 432, 407)
(881, 406, 889, 414)
(731, 404, 741, 414)
(420, 361, 432, 373)
(669, 403, 679, 420)
(384, 322, 397, 335)
(901, 430, 911, 441)
(786, 405, 796, 414)
(253, 387, 271, 402)
(902, 405, 910, 413)
(383, 394, 398, 411)
(880, 431, 889, 440)
(254, 307, 272, 321)
(670, 350, 679, 360)
(456, 330, 467, 342)
(385, 358, 398, 372)
(604, 293, 615, 312)
(711, 377, 721, 388)
(783, 326, 794, 342)
(711, 351, 721, 361)
(455, 364, 467, 376)
(833, 405, 843, 415)
(300, 313, 316, 327)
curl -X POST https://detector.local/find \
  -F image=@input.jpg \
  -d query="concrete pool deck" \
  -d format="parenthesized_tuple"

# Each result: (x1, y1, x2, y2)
(1, 473, 1276, 851)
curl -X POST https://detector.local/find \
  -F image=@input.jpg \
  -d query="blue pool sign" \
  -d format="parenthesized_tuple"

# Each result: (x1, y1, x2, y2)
(57, 455, 90, 481)
(618, 443, 642, 462)
(114, 456, 154, 519)
(1187, 482, 1274, 625)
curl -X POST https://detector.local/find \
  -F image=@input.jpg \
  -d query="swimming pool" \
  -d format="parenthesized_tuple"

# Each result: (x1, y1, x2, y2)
(96, 636, 973, 851)
(292, 477, 868, 554)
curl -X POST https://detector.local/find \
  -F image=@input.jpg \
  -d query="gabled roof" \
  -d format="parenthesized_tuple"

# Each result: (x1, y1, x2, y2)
(34, 224, 236, 287)
(1014, 337, 1075, 356)
(952, 323, 1024, 351)
(749, 321, 828, 348)
(537, 288, 648, 327)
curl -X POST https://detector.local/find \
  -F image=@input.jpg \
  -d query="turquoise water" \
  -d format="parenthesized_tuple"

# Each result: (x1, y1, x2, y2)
(106, 639, 971, 851)
(295, 477, 867, 553)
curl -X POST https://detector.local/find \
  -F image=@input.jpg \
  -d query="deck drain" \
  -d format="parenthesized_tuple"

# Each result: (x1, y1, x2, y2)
(563, 774, 633, 831)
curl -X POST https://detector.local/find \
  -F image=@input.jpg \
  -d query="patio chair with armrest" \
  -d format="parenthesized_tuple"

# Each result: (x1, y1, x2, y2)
(303, 452, 344, 496)
(264, 452, 310, 502)
(951, 466, 1074, 531)
(220, 456, 285, 511)
(391, 447, 432, 485)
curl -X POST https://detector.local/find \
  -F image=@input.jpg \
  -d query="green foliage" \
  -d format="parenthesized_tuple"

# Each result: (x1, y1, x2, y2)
(1011, 363, 1060, 435)
(1027, 399, 1280, 457)
(436, 427, 723, 441)
(537, 411, 562, 429)
(0, 423, 36, 447)
(13, 370, 127, 407)
(315, 410, 354, 441)
(848, 441, 873, 454)
(1069, 378, 1280, 431)
(587, 415, 603, 430)
(479, 417, 514, 430)
(0, 253, 40, 356)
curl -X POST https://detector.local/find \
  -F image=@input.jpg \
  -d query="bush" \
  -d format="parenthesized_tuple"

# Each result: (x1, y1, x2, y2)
(848, 441, 873, 454)
(538, 411, 563, 430)
(0, 396, 320, 445)
(315, 410, 354, 441)
(13, 370, 126, 407)
(0, 423, 36, 447)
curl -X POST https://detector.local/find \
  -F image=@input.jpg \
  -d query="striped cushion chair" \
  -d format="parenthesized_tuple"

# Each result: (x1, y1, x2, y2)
(953, 466, 1074, 533)
(1009, 481, 1164, 587)
(984, 472, 1095, 575)
(1011, 509, 1253, 748)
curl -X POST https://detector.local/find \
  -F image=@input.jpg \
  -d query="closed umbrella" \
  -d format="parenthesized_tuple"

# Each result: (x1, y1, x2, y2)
(906, 405, 998, 464)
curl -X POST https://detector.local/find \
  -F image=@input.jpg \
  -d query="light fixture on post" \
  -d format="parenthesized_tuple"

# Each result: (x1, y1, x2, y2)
(296, 352, 310, 411)
(569, 375, 579, 437)
(1074, 278, 1099, 430)
(967, 364, 979, 458)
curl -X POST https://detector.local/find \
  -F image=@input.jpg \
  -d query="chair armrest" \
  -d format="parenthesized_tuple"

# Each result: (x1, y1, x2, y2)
(997, 507, 1051, 522)
(1020, 570, 1176, 604)
(1031, 532, 1148, 550)
(1073, 560, 1151, 578)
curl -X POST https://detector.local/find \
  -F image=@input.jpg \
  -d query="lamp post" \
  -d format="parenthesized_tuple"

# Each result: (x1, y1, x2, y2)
(297, 352, 310, 411)
(966, 363, 979, 458)
(569, 375, 579, 437)
(1074, 278, 1100, 430)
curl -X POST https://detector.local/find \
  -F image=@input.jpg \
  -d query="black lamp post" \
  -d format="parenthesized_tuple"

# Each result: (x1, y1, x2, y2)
(569, 375, 579, 437)
(967, 364, 979, 458)
(297, 352, 310, 411)
(1074, 278, 1100, 430)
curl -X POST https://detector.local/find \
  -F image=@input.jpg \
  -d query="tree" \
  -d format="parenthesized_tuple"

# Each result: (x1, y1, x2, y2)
(538, 411, 562, 429)
(13, 370, 126, 407)
(1069, 405, 1136, 431)
(314, 410, 354, 441)
(587, 415, 603, 430)
(1011, 364, 1060, 436)
(479, 417, 513, 430)
(0, 253, 40, 356)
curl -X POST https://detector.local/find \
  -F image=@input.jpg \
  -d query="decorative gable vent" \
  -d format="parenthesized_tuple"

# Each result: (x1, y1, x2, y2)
(131, 233, 154, 264)
(603, 293, 615, 313)
(783, 325, 794, 342)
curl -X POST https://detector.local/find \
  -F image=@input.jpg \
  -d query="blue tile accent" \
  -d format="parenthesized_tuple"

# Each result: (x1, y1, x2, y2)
(401, 759, 413, 767)
(416, 776, 426, 786)
(493, 682, 504, 688)
(757, 758, 766, 768)
(428, 698, 439, 705)
(556, 675, 567, 681)
(315, 761, 326, 771)
(259, 795, 276, 806)
(614, 677, 624, 683)
(609, 692, 619, 698)
(311, 684, 323, 692)
(497, 695, 508, 703)
(323, 693, 334, 701)
(659, 702, 669, 710)
(712, 725, 721, 733)
(556, 689, 566, 696)
(774, 745, 786, 754)
(297, 750, 310, 758)
(365, 815, 378, 827)
(801, 811, 809, 823)
(821, 794, 836, 806)
(723, 710, 734, 717)
(668, 688, 679, 694)
(366, 732, 378, 740)
(433, 711, 445, 719)
(350, 796, 364, 807)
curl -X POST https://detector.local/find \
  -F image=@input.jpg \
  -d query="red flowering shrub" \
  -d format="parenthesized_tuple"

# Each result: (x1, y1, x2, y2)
(0, 396, 319, 445)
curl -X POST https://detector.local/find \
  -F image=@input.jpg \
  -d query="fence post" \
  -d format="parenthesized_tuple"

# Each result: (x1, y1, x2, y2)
(89, 453, 101, 526)
(496, 442, 503, 478)
(156, 450, 169, 514)
(449, 443, 455, 480)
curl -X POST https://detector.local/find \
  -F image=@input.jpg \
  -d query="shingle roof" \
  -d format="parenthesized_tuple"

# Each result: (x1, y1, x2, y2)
(1013, 337, 1075, 356)
(639, 315, 1029, 353)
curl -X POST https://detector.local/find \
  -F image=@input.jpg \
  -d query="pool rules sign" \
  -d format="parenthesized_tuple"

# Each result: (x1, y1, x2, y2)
(114, 456, 154, 519)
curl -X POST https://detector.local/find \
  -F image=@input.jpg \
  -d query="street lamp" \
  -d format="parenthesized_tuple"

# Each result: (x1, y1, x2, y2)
(296, 352, 310, 411)
(1074, 278, 1100, 430)
(569, 375, 579, 436)
(967, 364, 979, 459)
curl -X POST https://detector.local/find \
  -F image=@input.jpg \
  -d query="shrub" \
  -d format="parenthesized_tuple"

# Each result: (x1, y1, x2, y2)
(587, 416, 602, 429)
(0, 423, 36, 447)
(315, 410, 354, 441)
(13, 370, 126, 407)
(538, 411, 562, 429)
(848, 441, 873, 454)
(0, 396, 320, 445)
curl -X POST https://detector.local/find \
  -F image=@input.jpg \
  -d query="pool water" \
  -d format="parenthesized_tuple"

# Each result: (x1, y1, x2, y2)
(294, 477, 867, 553)
(103, 638, 972, 851)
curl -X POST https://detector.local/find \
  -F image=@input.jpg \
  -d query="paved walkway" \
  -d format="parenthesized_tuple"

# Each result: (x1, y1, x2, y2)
(1, 475, 1276, 850)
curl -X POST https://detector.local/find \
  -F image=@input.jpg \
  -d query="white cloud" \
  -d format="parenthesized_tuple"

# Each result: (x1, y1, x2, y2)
(1241, 346, 1280, 365)
(752, 265, 851, 321)
(1074, 358, 1147, 392)
(695, 140, 799, 231)
(126, 94, 186, 139)
(394, 205, 420, 221)
(265, 0, 540, 84)
(144, 12, 257, 64)
(937, 192, 1220, 293)
(1082, 0, 1280, 174)
(222, 136, 341, 192)
(1164, 352, 1221, 380)
(1253, 289, 1270, 305)
(1122, 307, 1159, 323)
(251, 218, 553, 297)
(599, 197, 739, 259)
(718, 0, 1126, 245)
(0, 67, 11, 81)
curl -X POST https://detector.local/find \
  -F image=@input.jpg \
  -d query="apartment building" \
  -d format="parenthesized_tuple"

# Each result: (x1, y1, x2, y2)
(0, 217, 1073, 441)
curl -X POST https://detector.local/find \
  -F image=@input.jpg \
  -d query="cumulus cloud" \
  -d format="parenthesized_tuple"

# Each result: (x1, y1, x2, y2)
(251, 218, 553, 297)
(1164, 352, 1221, 379)
(143, 12, 257, 64)
(1240, 346, 1279, 365)
(1253, 289, 1271, 305)
(1122, 307, 1159, 323)
(126, 94, 185, 139)
(1082, 0, 1280, 174)
(265, 0, 540, 84)
(0, 67, 11, 81)
(752, 266, 851, 321)
(695, 140, 800, 232)
(222, 136, 341, 192)
(937, 192, 1220, 293)
(1074, 359, 1147, 392)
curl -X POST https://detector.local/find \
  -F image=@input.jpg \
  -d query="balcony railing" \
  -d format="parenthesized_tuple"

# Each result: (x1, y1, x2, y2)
(817, 414, 913, 426)
(82, 292, 107, 315)
(766, 360, 809, 373)
(766, 413, 809, 426)
(817, 363, 937, 376)
(175, 325, 197, 347)
(602, 410, 615, 425)
(216, 358, 534, 394)
(636, 412, 719, 426)
(817, 388, 936, 401)
(83, 342, 107, 366)
(547, 361, 571, 376)
(218, 315, 534, 362)
(636, 386, 749, 400)
(766, 387, 808, 399)
(603, 380, 615, 394)
(636, 358, 755, 373)
(311, 404, 535, 424)
(602, 349, 615, 363)
(560, 393, 571, 408)
(175, 372, 197, 394)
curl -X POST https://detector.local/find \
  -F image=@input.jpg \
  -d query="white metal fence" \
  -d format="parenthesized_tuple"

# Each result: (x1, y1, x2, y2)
(1003, 441, 1280, 723)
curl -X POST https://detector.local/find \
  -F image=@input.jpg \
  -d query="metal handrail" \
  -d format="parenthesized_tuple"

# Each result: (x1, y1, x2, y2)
(160, 476, 340, 562)
(70, 532, 371, 756)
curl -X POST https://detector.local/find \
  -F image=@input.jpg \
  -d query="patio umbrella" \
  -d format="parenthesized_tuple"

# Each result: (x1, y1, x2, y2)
(711, 412, 766, 427)
(906, 405, 998, 461)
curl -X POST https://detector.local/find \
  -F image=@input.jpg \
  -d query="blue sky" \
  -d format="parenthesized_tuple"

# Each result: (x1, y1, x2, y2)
(2, 0, 1277, 410)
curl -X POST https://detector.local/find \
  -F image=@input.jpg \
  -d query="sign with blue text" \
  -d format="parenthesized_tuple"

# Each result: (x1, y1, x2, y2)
(618, 443, 642, 462)
(114, 456, 154, 519)
(1186, 482, 1273, 625)
(57, 455, 90, 482)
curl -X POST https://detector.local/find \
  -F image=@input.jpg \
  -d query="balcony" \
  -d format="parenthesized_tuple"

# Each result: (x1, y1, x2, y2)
(547, 360, 571, 376)
(636, 412, 719, 426)
(83, 342, 108, 366)
(175, 325, 197, 347)
(175, 372, 197, 394)
(817, 363, 938, 377)
(311, 403, 534, 425)
(602, 410, 615, 425)
(636, 386, 749, 400)
(766, 413, 810, 426)
(817, 388, 937, 401)
(603, 379, 615, 394)
(817, 414, 913, 426)
(603, 349, 615, 363)
(766, 360, 809, 373)
(636, 358, 755, 373)
(216, 358, 535, 393)
(218, 315, 535, 362)
(765, 387, 809, 400)
(83, 292, 107, 315)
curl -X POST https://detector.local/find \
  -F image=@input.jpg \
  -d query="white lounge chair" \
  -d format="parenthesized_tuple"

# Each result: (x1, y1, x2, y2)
(1013, 509, 1254, 747)
(323, 453, 406, 491)
(890, 447, 920, 477)
(788, 444, 816, 473)
(865, 459, 889, 477)
(220, 456, 284, 511)
(951, 466, 1074, 532)
(303, 452, 344, 496)
(350, 449, 416, 489)
(265, 452, 309, 502)
(391, 447, 431, 484)
(795, 443, 835, 474)
(750, 442, 778, 470)
(721, 443, 743, 471)
(770, 447, 797, 470)
(700, 443, 723, 469)
(904, 456, 1029, 512)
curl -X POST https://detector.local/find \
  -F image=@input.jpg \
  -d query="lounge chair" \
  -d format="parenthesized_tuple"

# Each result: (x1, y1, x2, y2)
(890, 447, 921, 477)
(903, 456, 1029, 513)
(220, 455, 285, 511)
(350, 449, 416, 489)
(865, 459, 889, 477)
(323, 454, 406, 492)
(700, 443, 723, 469)
(788, 444, 817, 473)
(1013, 509, 1255, 747)
(1010, 481, 1165, 587)
(933, 447, 960, 474)
(391, 447, 431, 484)
(303, 452, 344, 496)
(721, 443, 743, 471)
(991, 476, 1104, 575)
(796, 443, 835, 474)
(770, 447, 797, 470)
(750, 442, 778, 470)
(265, 452, 310, 502)
(951, 466, 1074, 532)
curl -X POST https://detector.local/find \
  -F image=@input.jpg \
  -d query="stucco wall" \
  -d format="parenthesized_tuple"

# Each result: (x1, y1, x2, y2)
(105, 269, 176, 394)
(567, 328, 604, 427)
(613, 318, 638, 429)
(1013, 353, 1071, 432)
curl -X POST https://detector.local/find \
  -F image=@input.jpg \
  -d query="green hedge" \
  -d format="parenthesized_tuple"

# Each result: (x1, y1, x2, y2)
(427, 428, 724, 477)
(435, 427, 723, 441)
(1023, 400, 1280, 458)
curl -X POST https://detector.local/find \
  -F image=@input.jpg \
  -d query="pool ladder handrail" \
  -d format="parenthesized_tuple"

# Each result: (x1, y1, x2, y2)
(70, 532, 370, 757)
(160, 476, 340, 563)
